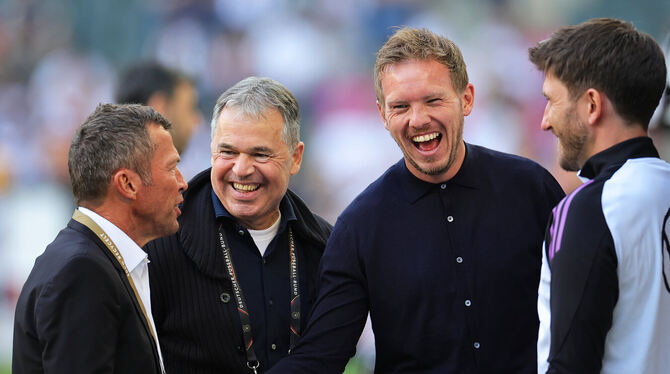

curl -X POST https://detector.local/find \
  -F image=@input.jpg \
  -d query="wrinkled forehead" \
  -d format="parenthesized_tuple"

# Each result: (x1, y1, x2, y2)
(221, 104, 274, 122)
(212, 106, 285, 142)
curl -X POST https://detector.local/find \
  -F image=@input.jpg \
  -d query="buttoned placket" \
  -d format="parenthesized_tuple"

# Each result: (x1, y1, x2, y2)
(439, 183, 479, 356)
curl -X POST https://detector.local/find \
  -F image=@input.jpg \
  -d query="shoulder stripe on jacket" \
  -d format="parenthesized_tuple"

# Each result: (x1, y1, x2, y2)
(548, 180, 593, 262)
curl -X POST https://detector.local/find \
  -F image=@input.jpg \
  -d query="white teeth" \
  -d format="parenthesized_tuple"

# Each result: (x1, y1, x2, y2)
(412, 132, 439, 143)
(233, 183, 259, 192)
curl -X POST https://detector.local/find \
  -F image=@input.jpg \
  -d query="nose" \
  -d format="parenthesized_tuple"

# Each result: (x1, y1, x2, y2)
(176, 168, 188, 193)
(232, 154, 255, 178)
(540, 102, 551, 132)
(408, 104, 431, 129)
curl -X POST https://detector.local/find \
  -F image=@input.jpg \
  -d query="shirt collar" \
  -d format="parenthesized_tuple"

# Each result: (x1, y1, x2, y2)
(397, 142, 481, 204)
(210, 189, 297, 231)
(77, 206, 147, 272)
(578, 136, 659, 180)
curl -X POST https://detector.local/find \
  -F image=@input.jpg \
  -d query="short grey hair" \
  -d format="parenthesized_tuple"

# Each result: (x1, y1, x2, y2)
(68, 103, 171, 205)
(210, 77, 300, 150)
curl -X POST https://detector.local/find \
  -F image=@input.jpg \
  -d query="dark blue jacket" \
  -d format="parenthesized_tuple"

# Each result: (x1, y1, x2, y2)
(145, 168, 332, 374)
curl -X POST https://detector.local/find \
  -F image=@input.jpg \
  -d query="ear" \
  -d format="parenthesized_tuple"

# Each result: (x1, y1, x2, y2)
(376, 100, 389, 130)
(582, 88, 603, 126)
(289, 142, 305, 175)
(147, 92, 168, 115)
(461, 83, 475, 116)
(112, 168, 142, 201)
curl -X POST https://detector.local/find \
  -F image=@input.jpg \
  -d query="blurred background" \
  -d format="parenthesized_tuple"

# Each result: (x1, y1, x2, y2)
(1, 0, 669, 372)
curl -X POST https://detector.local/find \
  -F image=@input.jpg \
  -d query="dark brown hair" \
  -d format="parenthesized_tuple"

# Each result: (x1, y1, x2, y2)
(529, 18, 667, 128)
(68, 103, 171, 205)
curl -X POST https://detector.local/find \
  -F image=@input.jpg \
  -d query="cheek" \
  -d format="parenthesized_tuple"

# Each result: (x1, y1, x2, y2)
(385, 117, 404, 135)
(265, 163, 291, 187)
(211, 158, 231, 174)
(210, 161, 230, 188)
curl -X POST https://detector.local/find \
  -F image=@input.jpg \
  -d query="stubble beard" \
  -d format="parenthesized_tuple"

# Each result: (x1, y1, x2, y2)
(558, 112, 589, 172)
(405, 117, 464, 177)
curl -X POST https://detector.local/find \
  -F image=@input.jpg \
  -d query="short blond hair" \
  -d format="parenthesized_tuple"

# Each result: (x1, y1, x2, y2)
(374, 27, 469, 105)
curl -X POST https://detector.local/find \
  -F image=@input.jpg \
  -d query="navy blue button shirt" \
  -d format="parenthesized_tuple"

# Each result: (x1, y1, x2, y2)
(212, 190, 308, 370)
(269, 143, 565, 374)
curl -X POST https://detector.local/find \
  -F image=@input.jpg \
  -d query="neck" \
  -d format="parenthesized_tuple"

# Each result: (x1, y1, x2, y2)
(239, 209, 281, 230)
(79, 202, 149, 247)
(587, 119, 647, 161)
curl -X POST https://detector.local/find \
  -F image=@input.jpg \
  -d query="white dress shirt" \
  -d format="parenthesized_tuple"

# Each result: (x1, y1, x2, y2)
(78, 207, 165, 372)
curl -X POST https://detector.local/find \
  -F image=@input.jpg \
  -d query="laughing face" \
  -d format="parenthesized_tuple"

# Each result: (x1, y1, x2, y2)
(210, 106, 303, 230)
(377, 58, 474, 183)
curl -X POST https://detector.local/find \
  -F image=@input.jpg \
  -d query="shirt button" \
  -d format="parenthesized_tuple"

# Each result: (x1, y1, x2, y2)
(447, 216, 454, 223)
(440, 183, 447, 189)
(456, 256, 463, 263)
(271, 343, 277, 351)
(474, 342, 480, 349)
(238, 229, 245, 235)
(268, 299, 274, 307)
(465, 299, 471, 307)
(220, 292, 231, 303)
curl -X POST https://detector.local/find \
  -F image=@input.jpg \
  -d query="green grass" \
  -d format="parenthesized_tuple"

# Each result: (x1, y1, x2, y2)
(343, 356, 373, 374)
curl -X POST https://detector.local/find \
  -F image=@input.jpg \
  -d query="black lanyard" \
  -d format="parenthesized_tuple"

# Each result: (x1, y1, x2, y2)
(218, 224, 301, 373)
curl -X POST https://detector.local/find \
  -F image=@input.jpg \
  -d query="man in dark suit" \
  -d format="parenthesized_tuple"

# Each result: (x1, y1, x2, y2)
(12, 103, 188, 373)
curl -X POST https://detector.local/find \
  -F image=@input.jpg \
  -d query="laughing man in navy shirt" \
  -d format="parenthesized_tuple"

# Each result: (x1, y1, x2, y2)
(269, 27, 565, 374)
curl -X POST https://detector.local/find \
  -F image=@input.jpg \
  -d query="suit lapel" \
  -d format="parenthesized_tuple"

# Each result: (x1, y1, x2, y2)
(68, 218, 162, 372)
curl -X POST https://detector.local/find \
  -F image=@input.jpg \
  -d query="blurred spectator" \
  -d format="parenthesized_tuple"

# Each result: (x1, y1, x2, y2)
(116, 61, 202, 154)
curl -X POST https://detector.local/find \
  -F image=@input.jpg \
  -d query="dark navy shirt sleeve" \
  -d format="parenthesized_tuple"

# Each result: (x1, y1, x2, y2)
(544, 182, 618, 373)
(270, 218, 369, 373)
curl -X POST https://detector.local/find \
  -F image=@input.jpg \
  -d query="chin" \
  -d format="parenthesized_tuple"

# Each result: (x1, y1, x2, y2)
(158, 222, 180, 237)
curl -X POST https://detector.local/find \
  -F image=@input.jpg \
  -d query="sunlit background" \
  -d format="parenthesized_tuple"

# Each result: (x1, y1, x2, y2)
(1, 0, 669, 372)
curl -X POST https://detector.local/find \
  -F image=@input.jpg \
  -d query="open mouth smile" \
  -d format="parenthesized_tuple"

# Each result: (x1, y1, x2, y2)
(411, 132, 442, 152)
(232, 182, 260, 192)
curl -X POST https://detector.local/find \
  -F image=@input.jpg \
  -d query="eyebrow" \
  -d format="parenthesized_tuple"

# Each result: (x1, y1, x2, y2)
(215, 143, 274, 154)
(249, 146, 273, 154)
(386, 99, 407, 106)
(164, 155, 181, 169)
(386, 93, 443, 106)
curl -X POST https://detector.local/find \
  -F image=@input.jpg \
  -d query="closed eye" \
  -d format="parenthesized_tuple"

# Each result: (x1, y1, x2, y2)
(216, 150, 237, 159)
(254, 153, 271, 162)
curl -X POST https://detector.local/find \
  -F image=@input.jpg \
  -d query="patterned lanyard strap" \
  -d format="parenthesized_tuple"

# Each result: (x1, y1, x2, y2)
(218, 224, 301, 374)
(72, 209, 164, 373)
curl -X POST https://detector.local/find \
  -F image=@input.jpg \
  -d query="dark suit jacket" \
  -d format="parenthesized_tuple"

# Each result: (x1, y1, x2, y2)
(12, 218, 162, 374)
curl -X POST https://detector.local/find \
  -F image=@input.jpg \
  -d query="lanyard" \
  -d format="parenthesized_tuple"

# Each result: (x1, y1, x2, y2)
(218, 224, 301, 374)
(72, 209, 164, 373)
